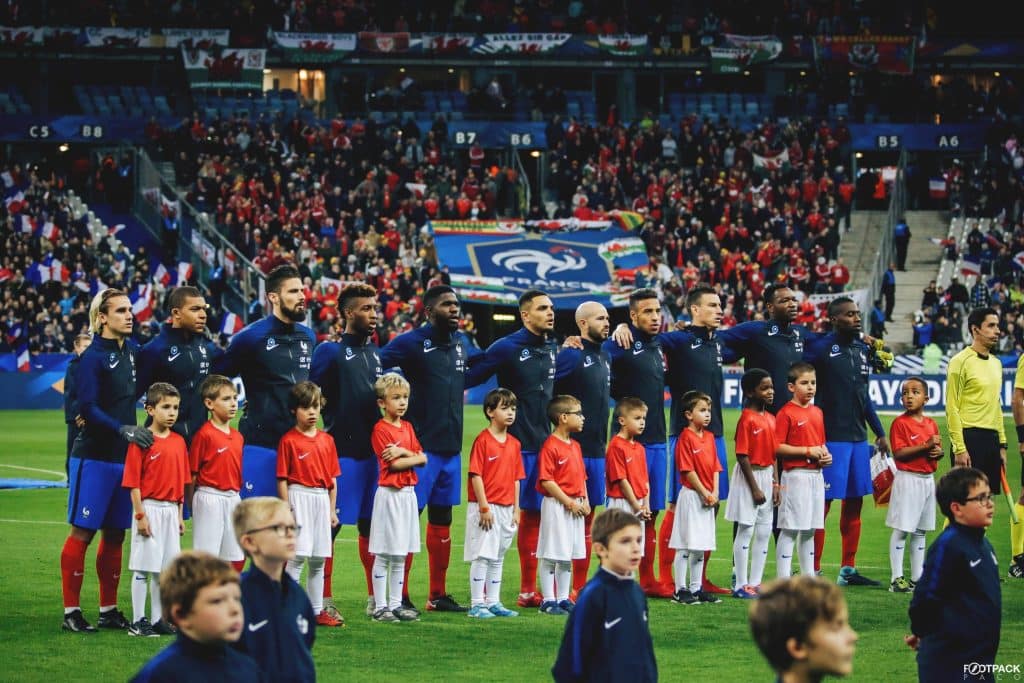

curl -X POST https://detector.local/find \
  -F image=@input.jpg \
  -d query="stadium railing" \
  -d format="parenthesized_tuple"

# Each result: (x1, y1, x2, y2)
(868, 148, 906, 312)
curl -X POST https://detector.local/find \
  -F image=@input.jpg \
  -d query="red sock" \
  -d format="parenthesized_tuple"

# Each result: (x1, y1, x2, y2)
(425, 523, 451, 600)
(403, 553, 414, 600)
(657, 509, 676, 587)
(231, 560, 247, 573)
(815, 501, 833, 572)
(839, 498, 863, 568)
(61, 536, 89, 609)
(322, 556, 334, 598)
(518, 510, 540, 595)
(571, 512, 594, 592)
(638, 513, 657, 588)
(96, 537, 123, 608)
(700, 550, 715, 588)
(358, 535, 374, 595)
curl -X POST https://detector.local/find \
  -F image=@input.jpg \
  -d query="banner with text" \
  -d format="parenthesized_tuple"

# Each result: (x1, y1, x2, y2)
(163, 28, 230, 49)
(83, 27, 155, 48)
(473, 33, 571, 54)
(182, 48, 265, 90)
(710, 34, 782, 74)
(272, 31, 356, 60)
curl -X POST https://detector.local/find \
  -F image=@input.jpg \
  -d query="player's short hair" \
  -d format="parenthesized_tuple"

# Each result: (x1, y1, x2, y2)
(826, 296, 855, 318)
(200, 374, 236, 402)
(741, 368, 772, 396)
(763, 283, 789, 306)
(680, 390, 711, 416)
(423, 285, 455, 311)
(338, 283, 378, 313)
(167, 286, 203, 314)
(518, 289, 548, 311)
(288, 380, 324, 411)
(749, 576, 847, 673)
(547, 394, 581, 425)
(266, 264, 301, 295)
(901, 376, 928, 395)
(483, 387, 517, 418)
(629, 288, 660, 310)
(686, 284, 717, 312)
(615, 397, 648, 419)
(374, 372, 410, 399)
(591, 508, 641, 548)
(145, 382, 180, 407)
(936, 467, 989, 519)
(967, 307, 997, 336)
(88, 288, 127, 333)
(232, 497, 293, 550)
(787, 362, 816, 385)
(159, 550, 238, 627)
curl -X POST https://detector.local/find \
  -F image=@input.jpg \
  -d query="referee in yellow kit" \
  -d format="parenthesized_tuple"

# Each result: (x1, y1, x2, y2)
(945, 306, 1006, 495)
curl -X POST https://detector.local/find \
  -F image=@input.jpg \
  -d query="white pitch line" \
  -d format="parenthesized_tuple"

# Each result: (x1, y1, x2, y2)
(0, 518, 65, 525)
(0, 463, 67, 481)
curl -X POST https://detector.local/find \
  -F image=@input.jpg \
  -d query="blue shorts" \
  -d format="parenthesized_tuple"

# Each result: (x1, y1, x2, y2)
(644, 442, 667, 512)
(414, 452, 462, 509)
(823, 441, 873, 501)
(240, 445, 278, 499)
(583, 457, 606, 508)
(338, 457, 379, 524)
(67, 457, 132, 530)
(667, 435, 730, 504)
(519, 451, 541, 512)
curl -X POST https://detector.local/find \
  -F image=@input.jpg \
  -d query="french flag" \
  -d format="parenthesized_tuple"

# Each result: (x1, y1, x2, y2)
(130, 284, 153, 322)
(5, 190, 25, 213)
(177, 261, 194, 285)
(108, 223, 126, 237)
(220, 312, 243, 336)
(928, 178, 947, 199)
(154, 263, 172, 287)
(16, 343, 30, 372)
(40, 221, 59, 242)
(19, 215, 36, 234)
(960, 257, 981, 277)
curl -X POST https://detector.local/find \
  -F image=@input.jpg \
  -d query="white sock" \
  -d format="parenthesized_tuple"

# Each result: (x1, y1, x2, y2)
(372, 555, 389, 611)
(149, 573, 162, 623)
(388, 555, 404, 611)
(889, 529, 908, 581)
(797, 531, 815, 576)
(909, 531, 927, 582)
(64, 607, 80, 615)
(470, 558, 488, 606)
(555, 561, 572, 602)
(673, 552, 688, 592)
(485, 558, 504, 606)
(306, 557, 325, 613)
(285, 558, 304, 583)
(539, 559, 557, 602)
(687, 550, 704, 594)
(131, 571, 149, 623)
(733, 524, 754, 589)
(777, 530, 797, 578)
(749, 522, 772, 586)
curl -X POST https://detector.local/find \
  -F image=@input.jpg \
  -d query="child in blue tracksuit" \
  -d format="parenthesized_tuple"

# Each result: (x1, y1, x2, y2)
(552, 508, 657, 683)
(908, 468, 1001, 683)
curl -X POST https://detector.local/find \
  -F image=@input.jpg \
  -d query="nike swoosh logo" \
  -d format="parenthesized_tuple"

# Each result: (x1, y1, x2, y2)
(797, 421, 807, 427)
(472, 577, 484, 582)
(604, 617, 622, 629)
(217, 447, 228, 453)
(108, 360, 120, 369)
(690, 341, 701, 349)
(625, 458, 633, 463)
(248, 620, 268, 632)
(692, 448, 702, 453)
(557, 459, 567, 465)
(970, 558, 982, 568)
(167, 353, 181, 362)
(910, 434, 920, 441)
(373, 574, 386, 579)
(829, 351, 842, 357)
(752, 429, 763, 435)
(632, 348, 644, 355)
(488, 455, 499, 461)
(423, 347, 438, 353)
(150, 453, 161, 460)
(441, 538, 451, 544)
(73, 571, 84, 577)
(298, 452, 310, 460)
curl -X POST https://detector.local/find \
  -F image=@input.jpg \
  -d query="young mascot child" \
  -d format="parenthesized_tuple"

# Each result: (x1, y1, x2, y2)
(725, 369, 779, 598)
(189, 375, 245, 573)
(749, 576, 859, 682)
(907, 467, 1001, 682)
(669, 390, 723, 605)
(129, 551, 263, 683)
(464, 388, 525, 619)
(122, 382, 190, 637)
(369, 373, 427, 622)
(886, 377, 942, 592)
(604, 398, 652, 539)
(552, 508, 657, 683)
(232, 497, 315, 683)
(536, 395, 591, 616)
(775, 363, 832, 579)
(276, 381, 342, 627)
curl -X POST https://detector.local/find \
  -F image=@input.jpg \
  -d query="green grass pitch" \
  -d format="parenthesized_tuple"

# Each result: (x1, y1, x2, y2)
(0, 409, 1021, 682)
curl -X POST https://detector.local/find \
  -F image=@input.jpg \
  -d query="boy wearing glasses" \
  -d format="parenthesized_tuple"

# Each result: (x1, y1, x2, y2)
(232, 497, 315, 683)
(907, 467, 1001, 682)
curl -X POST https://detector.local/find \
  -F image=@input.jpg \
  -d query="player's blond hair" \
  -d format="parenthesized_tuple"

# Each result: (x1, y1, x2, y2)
(159, 551, 238, 626)
(374, 372, 410, 399)
(88, 288, 128, 333)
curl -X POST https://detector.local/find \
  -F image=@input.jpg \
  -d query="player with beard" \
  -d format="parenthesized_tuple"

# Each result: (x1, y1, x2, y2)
(380, 285, 482, 612)
(212, 265, 315, 499)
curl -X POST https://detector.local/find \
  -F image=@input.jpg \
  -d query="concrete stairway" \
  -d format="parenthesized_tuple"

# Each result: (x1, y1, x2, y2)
(839, 210, 888, 291)
(883, 210, 950, 351)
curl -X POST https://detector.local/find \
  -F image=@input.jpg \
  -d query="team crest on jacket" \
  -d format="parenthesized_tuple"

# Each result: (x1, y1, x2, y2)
(199, 345, 207, 356)
(265, 338, 278, 351)
(170, 345, 178, 356)
(423, 339, 432, 351)
(296, 614, 308, 635)
(300, 340, 309, 353)
(520, 348, 531, 361)
(108, 352, 116, 364)
(345, 346, 356, 360)
(768, 324, 779, 336)
(583, 355, 594, 368)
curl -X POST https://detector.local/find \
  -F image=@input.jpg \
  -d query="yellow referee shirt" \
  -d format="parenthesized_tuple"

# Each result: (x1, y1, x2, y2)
(946, 346, 1006, 454)
(1016, 354, 1024, 391)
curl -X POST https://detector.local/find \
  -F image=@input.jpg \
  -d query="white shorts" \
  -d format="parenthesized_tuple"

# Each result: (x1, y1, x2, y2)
(777, 469, 825, 531)
(724, 466, 775, 527)
(885, 470, 936, 533)
(669, 488, 716, 551)
(537, 496, 586, 562)
(369, 486, 420, 556)
(464, 503, 517, 562)
(191, 487, 243, 562)
(288, 485, 333, 559)
(604, 497, 646, 556)
(129, 500, 181, 573)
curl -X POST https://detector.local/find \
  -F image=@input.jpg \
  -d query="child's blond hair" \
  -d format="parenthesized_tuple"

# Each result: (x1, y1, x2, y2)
(374, 372, 410, 399)
(232, 497, 292, 553)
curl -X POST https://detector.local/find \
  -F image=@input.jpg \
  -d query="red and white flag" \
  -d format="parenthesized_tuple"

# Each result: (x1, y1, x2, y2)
(177, 261, 194, 284)
(16, 344, 30, 372)
(154, 263, 172, 286)
(130, 284, 154, 321)
(40, 221, 59, 242)
(220, 312, 243, 336)
(960, 259, 981, 277)
(928, 178, 948, 199)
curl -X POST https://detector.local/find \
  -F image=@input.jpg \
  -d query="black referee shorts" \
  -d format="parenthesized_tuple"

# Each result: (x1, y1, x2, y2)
(954, 427, 1002, 490)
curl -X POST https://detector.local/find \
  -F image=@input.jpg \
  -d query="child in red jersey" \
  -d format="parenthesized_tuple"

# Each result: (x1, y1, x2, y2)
(669, 390, 723, 605)
(122, 382, 191, 637)
(464, 388, 525, 619)
(276, 381, 341, 628)
(605, 397, 651, 533)
(775, 362, 832, 579)
(536, 395, 591, 616)
(368, 373, 427, 623)
(726, 369, 780, 598)
(189, 375, 245, 572)
(886, 377, 942, 592)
